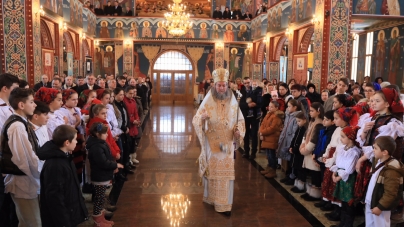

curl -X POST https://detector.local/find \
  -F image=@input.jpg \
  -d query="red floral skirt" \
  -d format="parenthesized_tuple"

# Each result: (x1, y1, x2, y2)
(321, 147, 340, 202)
(353, 160, 372, 202)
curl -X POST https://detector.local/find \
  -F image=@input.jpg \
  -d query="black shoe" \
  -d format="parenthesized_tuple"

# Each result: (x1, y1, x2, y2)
(129, 163, 137, 169)
(106, 205, 117, 212)
(249, 155, 256, 160)
(320, 202, 334, 211)
(300, 193, 310, 199)
(218, 211, 231, 216)
(314, 200, 327, 208)
(291, 187, 305, 193)
(124, 167, 135, 174)
(325, 208, 341, 221)
(242, 154, 250, 159)
(277, 164, 281, 169)
(280, 176, 290, 183)
(303, 195, 321, 201)
(116, 173, 128, 181)
(285, 178, 295, 185)
(104, 210, 114, 220)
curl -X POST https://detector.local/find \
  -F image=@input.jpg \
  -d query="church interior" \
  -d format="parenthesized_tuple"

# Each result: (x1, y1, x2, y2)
(1, 0, 404, 226)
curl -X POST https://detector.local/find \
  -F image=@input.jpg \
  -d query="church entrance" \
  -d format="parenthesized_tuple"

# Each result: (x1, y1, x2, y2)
(152, 51, 194, 104)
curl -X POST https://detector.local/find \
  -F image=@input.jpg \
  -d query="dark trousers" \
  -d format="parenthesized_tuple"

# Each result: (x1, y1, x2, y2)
(266, 149, 277, 169)
(243, 117, 259, 156)
(0, 193, 18, 227)
(119, 133, 131, 167)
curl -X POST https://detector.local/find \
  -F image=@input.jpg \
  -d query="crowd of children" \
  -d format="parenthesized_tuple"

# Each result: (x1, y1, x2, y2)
(257, 76, 404, 227)
(0, 73, 149, 227)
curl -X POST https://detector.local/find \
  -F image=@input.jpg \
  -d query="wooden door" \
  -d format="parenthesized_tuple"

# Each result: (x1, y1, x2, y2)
(152, 72, 193, 104)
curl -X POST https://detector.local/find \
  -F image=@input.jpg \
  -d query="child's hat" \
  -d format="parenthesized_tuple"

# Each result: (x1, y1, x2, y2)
(342, 126, 360, 142)
(336, 107, 358, 126)
(34, 87, 60, 105)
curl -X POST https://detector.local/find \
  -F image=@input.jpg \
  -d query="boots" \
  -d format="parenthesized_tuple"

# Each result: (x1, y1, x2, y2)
(260, 166, 271, 175)
(101, 210, 115, 225)
(264, 168, 277, 178)
(93, 214, 113, 227)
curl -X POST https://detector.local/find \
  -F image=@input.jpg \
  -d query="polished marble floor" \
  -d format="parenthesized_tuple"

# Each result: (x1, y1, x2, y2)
(112, 105, 316, 227)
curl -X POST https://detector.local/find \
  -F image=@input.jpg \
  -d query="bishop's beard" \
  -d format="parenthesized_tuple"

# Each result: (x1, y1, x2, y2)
(211, 88, 232, 101)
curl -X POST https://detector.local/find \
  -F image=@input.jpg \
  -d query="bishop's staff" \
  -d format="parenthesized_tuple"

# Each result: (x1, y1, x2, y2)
(234, 89, 243, 159)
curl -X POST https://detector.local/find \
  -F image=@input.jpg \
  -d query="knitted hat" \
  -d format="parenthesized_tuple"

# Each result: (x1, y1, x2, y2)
(34, 87, 60, 105)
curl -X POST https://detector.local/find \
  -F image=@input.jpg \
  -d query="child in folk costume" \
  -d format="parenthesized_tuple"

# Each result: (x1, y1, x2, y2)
(259, 100, 284, 178)
(316, 108, 359, 221)
(330, 126, 362, 227)
(355, 88, 404, 203)
(278, 99, 302, 185)
(299, 102, 324, 200)
(79, 89, 98, 115)
(56, 89, 86, 182)
(365, 136, 404, 227)
(289, 112, 308, 193)
(34, 87, 65, 138)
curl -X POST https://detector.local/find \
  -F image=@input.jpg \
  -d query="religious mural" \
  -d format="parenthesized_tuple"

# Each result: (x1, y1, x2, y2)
(251, 13, 266, 39)
(226, 45, 247, 81)
(63, 0, 85, 27)
(371, 25, 404, 87)
(95, 18, 251, 41)
(42, 0, 64, 16)
(356, 34, 367, 82)
(83, 8, 97, 37)
(93, 42, 121, 77)
(266, 0, 316, 33)
(353, 0, 404, 15)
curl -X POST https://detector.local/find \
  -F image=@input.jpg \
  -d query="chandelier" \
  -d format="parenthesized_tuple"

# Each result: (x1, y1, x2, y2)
(162, 0, 193, 37)
(161, 194, 191, 226)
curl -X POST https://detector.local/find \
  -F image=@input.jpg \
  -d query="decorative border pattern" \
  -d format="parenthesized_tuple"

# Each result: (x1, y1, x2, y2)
(3, 0, 27, 79)
(312, 0, 325, 89)
(123, 42, 133, 77)
(328, 0, 350, 82)
(215, 43, 224, 68)
(32, 0, 41, 84)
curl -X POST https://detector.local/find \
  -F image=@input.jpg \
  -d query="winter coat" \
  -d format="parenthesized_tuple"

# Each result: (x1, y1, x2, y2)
(290, 126, 307, 169)
(123, 96, 139, 137)
(261, 93, 271, 117)
(259, 110, 284, 149)
(295, 95, 310, 119)
(300, 118, 323, 171)
(38, 141, 88, 227)
(86, 117, 120, 159)
(240, 86, 263, 118)
(86, 136, 118, 182)
(371, 159, 404, 210)
(278, 110, 301, 161)
(313, 125, 337, 164)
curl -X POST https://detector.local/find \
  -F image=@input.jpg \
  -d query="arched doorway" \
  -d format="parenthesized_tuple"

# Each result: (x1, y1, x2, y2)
(63, 32, 75, 76)
(40, 20, 54, 79)
(152, 51, 194, 104)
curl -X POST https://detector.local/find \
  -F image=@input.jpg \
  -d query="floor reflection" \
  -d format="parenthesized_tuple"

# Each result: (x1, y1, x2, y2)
(161, 194, 191, 227)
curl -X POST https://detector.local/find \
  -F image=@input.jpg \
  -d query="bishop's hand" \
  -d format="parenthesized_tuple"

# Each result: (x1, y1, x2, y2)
(234, 129, 240, 139)
(201, 109, 209, 120)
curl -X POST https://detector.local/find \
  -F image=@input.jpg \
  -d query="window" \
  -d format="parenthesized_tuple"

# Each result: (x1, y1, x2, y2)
(364, 32, 374, 77)
(154, 51, 192, 70)
(351, 35, 359, 80)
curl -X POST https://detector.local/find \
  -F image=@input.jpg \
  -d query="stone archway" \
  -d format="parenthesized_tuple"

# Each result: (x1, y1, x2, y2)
(299, 27, 315, 53)
(40, 20, 55, 79)
(63, 32, 75, 54)
(40, 20, 53, 49)
(274, 36, 288, 61)
(256, 41, 266, 64)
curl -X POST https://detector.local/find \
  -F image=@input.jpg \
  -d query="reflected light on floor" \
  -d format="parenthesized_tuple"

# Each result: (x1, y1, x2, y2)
(161, 194, 191, 227)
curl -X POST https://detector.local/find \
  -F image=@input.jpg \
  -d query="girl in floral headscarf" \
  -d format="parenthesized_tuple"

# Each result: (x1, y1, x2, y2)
(79, 89, 99, 115)
(355, 87, 404, 206)
(330, 126, 361, 227)
(34, 87, 65, 138)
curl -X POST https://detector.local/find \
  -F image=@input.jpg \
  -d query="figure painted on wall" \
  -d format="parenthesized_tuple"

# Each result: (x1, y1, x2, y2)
(306, 0, 312, 17)
(142, 21, 152, 38)
(375, 30, 386, 78)
(199, 23, 208, 39)
(100, 21, 110, 38)
(229, 48, 239, 80)
(256, 19, 262, 37)
(237, 24, 249, 41)
(224, 24, 234, 42)
(242, 0, 253, 15)
(212, 24, 220, 39)
(76, 3, 81, 27)
(232, 0, 242, 10)
(184, 28, 195, 38)
(156, 21, 167, 38)
(57, 0, 63, 16)
(205, 49, 214, 80)
(242, 49, 251, 77)
(130, 22, 138, 38)
(388, 27, 400, 84)
(104, 46, 115, 75)
(115, 21, 125, 38)
(94, 47, 102, 77)
(271, 11, 277, 30)
(70, 1, 76, 24)
(355, 0, 376, 14)
(277, 7, 282, 28)
(298, 0, 304, 20)
(290, 0, 296, 23)
(381, 0, 401, 15)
